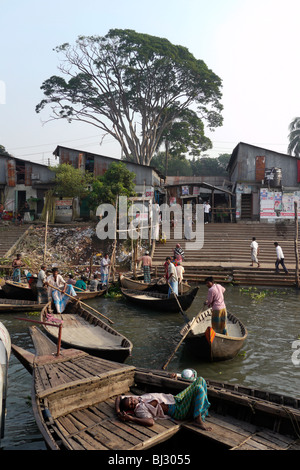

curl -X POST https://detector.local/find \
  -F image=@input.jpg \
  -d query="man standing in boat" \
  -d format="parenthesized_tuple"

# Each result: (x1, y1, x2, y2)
(204, 277, 227, 335)
(166, 257, 178, 296)
(12, 253, 25, 283)
(138, 250, 152, 283)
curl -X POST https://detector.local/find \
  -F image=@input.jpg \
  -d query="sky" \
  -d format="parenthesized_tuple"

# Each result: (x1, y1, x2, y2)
(1, 0, 300, 167)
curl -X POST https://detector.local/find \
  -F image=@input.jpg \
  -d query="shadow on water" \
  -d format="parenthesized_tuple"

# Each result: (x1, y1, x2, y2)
(1, 283, 300, 449)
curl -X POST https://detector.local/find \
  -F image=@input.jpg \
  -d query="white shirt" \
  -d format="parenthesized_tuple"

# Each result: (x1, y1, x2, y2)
(250, 241, 258, 252)
(276, 245, 284, 259)
(204, 203, 211, 213)
(123, 393, 175, 420)
(37, 269, 46, 287)
(176, 265, 185, 282)
(168, 262, 178, 283)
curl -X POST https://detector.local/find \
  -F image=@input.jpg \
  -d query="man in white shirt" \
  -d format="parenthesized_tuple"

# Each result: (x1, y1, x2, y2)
(250, 237, 260, 267)
(204, 201, 211, 224)
(36, 265, 47, 303)
(166, 257, 178, 296)
(274, 242, 289, 274)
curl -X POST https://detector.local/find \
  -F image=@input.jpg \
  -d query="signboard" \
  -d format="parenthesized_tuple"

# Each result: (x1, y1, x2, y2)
(260, 189, 300, 219)
(55, 198, 73, 222)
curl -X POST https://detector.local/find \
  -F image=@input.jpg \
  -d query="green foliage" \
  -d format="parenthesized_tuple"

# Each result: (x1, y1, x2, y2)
(150, 153, 230, 177)
(36, 29, 223, 166)
(50, 163, 94, 198)
(87, 162, 136, 210)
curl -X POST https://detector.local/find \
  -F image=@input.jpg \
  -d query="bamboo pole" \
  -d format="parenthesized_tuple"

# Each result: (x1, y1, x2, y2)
(294, 201, 299, 288)
(48, 283, 114, 324)
(162, 316, 197, 370)
(43, 210, 49, 264)
(167, 282, 189, 323)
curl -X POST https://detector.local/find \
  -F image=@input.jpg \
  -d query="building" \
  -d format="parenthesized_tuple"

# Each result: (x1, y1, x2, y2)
(227, 142, 300, 222)
(0, 153, 54, 219)
(53, 146, 165, 203)
(164, 175, 234, 222)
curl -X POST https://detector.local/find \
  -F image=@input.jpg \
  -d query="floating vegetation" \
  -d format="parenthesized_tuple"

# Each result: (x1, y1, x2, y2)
(239, 286, 287, 301)
(104, 285, 122, 299)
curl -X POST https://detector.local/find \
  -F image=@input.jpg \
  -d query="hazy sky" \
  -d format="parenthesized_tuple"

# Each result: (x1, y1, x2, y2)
(1, 0, 299, 166)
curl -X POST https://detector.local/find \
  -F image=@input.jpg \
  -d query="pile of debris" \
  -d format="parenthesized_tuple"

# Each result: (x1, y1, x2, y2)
(13, 224, 133, 274)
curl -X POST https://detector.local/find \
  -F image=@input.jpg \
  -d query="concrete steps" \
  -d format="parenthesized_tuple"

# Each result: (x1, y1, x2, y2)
(152, 223, 299, 287)
(0, 225, 31, 258)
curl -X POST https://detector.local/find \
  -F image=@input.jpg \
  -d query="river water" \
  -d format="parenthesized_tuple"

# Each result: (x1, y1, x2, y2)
(1, 284, 300, 450)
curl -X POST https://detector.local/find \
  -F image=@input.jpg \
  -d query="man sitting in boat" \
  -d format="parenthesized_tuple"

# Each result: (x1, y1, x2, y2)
(74, 275, 87, 292)
(204, 277, 228, 335)
(115, 376, 211, 431)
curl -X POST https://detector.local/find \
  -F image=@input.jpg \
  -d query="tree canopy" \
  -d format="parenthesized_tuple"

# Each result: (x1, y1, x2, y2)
(87, 162, 136, 210)
(36, 29, 223, 166)
(50, 163, 93, 199)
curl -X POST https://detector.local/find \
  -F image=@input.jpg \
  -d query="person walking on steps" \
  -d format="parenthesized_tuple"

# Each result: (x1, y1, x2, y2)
(274, 242, 289, 274)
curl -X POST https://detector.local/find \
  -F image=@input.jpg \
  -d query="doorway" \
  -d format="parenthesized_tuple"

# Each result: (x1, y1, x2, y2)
(241, 194, 252, 219)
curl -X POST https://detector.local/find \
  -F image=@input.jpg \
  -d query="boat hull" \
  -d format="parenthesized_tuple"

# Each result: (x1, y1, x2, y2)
(120, 273, 191, 294)
(2, 280, 37, 300)
(121, 287, 199, 312)
(40, 301, 132, 363)
(180, 309, 247, 361)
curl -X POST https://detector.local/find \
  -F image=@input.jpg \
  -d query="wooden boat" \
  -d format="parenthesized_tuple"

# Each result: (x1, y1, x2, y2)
(40, 300, 132, 362)
(76, 288, 106, 300)
(120, 273, 191, 294)
(0, 298, 45, 312)
(180, 308, 248, 362)
(0, 321, 11, 442)
(1, 280, 37, 301)
(121, 286, 199, 312)
(11, 327, 300, 451)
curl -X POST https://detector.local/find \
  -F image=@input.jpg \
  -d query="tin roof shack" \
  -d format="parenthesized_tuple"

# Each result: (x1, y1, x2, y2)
(227, 142, 300, 222)
(53, 146, 165, 218)
(0, 153, 54, 220)
(165, 176, 234, 223)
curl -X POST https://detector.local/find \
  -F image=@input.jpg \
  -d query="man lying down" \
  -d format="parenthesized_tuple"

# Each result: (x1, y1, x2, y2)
(115, 374, 212, 431)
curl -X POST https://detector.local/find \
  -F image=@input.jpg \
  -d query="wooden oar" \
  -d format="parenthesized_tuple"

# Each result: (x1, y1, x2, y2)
(167, 282, 189, 323)
(48, 284, 114, 324)
(162, 315, 198, 370)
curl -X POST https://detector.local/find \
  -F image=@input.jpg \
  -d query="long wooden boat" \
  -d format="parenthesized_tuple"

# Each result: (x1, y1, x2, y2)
(1, 279, 106, 302)
(180, 308, 248, 362)
(2, 280, 37, 301)
(121, 286, 199, 313)
(40, 300, 132, 362)
(76, 288, 107, 300)
(0, 298, 45, 312)
(120, 273, 191, 294)
(11, 327, 300, 451)
(0, 321, 11, 442)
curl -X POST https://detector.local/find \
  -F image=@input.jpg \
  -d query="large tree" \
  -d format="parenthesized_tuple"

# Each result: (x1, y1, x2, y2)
(36, 29, 223, 166)
(288, 117, 300, 158)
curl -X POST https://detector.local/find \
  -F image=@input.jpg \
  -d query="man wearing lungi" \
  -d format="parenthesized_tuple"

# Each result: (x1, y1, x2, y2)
(138, 250, 152, 283)
(115, 376, 211, 430)
(204, 276, 228, 335)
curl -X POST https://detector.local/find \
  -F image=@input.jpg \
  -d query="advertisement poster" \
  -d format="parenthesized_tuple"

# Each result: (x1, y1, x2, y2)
(260, 189, 300, 219)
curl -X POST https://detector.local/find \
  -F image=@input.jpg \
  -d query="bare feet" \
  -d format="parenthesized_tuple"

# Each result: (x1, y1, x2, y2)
(194, 417, 212, 431)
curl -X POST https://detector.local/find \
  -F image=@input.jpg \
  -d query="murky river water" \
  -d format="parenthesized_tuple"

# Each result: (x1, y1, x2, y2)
(1, 284, 300, 450)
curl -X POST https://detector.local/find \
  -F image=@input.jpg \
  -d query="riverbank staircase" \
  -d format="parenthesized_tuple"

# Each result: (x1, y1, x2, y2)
(151, 223, 300, 287)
